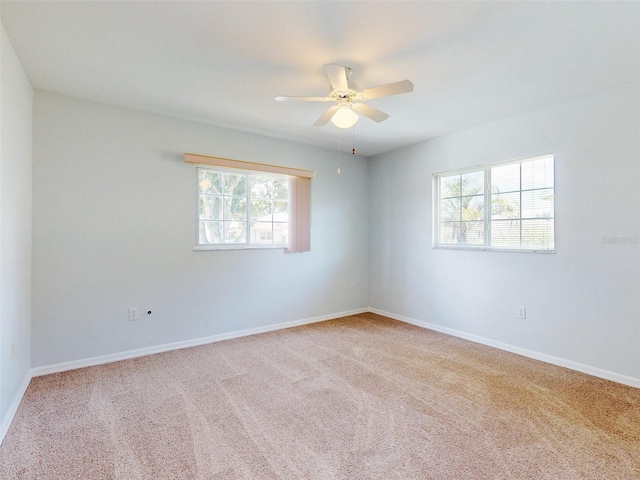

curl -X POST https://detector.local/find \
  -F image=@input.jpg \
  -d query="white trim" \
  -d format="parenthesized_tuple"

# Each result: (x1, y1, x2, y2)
(31, 308, 368, 377)
(194, 245, 287, 252)
(4, 305, 638, 446)
(27, 306, 640, 386)
(433, 245, 555, 254)
(369, 308, 640, 389)
(0, 371, 32, 445)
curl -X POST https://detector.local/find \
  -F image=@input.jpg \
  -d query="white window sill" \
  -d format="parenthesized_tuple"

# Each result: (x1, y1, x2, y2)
(194, 244, 288, 252)
(433, 245, 555, 254)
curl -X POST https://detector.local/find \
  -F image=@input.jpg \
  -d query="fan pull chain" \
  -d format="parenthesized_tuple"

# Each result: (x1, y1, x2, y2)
(352, 122, 356, 155)
(337, 128, 342, 175)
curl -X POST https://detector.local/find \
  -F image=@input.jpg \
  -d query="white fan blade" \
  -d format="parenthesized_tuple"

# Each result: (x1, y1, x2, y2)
(324, 64, 349, 92)
(361, 79, 413, 100)
(352, 103, 389, 122)
(275, 96, 331, 102)
(314, 105, 340, 126)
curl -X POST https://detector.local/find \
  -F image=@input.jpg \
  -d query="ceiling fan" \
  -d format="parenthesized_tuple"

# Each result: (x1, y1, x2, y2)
(275, 64, 414, 128)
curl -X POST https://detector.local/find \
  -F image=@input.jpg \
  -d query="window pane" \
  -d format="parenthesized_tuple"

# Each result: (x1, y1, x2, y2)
(440, 175, 461, 199)
(198, 171, 223, 194)
(491, 163, 520, 194)
(491, 191, 520, 219)
(273, 200, 289, 215)
(522, 156, 554, 190)
(521, 219, 554, 248)
(438, 220, 484, 244)
(461, 171, 484, 196)
(224, 174, 247, 197)
(224, 221, 246, 243)
(491, 220, 521, 247)
(522, 189, 554, 219)
(224, 197, 247, 221)
(461, 195, 484, 221)
(251, 199, 272, 222)
(459, 220, 484, 244)
(199, 221, 222, 244)
(439, 222, 459, 244)
(440, 197, 461, 222)
(273, 178, 289, 199)
(199, 195, 223, 220)
(273, 223, 288, 244)
(251, 222, 273, 244)
(250, 175, 273, 199)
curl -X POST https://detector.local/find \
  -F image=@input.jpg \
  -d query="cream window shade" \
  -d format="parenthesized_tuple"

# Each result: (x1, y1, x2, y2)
(185, 153, 313, 252)
(288, 176, 311, 252)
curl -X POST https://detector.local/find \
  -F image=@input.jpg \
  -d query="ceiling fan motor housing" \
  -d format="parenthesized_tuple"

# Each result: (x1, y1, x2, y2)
(331, 89, 358, 105)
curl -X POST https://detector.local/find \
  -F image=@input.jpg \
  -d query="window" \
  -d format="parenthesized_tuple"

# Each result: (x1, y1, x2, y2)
(186, 153, 313, 252)
(197, 167, 289, 248)
(433, 154, 554, 252)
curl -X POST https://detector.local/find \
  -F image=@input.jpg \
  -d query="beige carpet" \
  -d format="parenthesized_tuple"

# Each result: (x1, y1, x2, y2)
(1, 313, 638, 479)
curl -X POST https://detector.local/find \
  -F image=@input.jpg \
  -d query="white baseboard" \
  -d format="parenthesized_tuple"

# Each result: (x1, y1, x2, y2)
(369, 307, 640, 389)
(3, 305, 638, 446)
(31, 308, 369, 377)
(0, 371, 32, 445)
(4, 308, 366, 444)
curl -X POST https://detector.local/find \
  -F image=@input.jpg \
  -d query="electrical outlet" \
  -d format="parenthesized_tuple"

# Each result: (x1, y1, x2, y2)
(349, 282, 355, 291)
(11, 343, 16, 360)
(517, 306, 527, 319)
(129, 307, 139, 321)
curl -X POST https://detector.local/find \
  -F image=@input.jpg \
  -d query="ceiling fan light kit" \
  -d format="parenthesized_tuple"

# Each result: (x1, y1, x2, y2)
(331, 105, 358, 129)
(276, 64, 413, 129)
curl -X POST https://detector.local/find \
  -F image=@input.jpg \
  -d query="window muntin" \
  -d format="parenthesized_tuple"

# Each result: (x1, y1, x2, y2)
(434, 155, 554, 252)
(197, 167, 289, 249)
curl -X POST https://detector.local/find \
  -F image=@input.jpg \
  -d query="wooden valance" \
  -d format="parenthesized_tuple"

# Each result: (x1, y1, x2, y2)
(184, 153, 315, 179)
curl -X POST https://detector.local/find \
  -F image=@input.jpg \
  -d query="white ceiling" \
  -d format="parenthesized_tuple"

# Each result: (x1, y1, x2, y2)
(2, 1, 639, 157)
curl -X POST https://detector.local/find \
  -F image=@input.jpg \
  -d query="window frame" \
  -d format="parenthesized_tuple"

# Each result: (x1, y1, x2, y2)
(432, 154, 555, 253)
(195, 165, 291, 251)
(186, 153, 313, 253)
